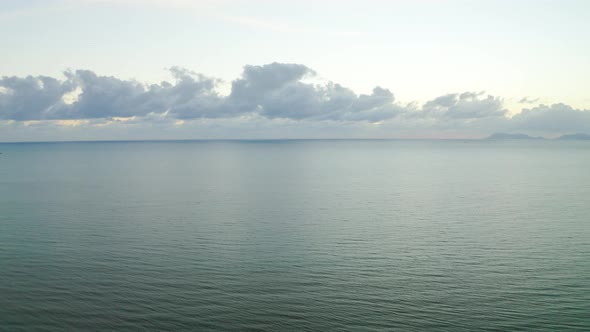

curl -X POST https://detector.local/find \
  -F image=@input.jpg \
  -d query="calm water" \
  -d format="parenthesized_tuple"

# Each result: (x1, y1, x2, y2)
(1, 140, 589, 331)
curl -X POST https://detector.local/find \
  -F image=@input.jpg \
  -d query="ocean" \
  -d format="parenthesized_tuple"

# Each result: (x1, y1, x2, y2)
(1, 140, 589, 331)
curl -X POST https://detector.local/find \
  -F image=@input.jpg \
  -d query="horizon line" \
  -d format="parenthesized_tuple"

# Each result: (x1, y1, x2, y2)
(1, 136, 586, 144)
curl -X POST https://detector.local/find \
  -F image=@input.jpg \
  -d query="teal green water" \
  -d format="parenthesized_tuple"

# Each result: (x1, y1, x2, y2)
(1, 140, 589, 331)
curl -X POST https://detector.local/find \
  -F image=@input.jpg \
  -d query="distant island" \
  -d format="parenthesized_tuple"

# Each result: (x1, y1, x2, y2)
(486, 132, 590, 140)
(486, 133, 544, 140)
(557, 133, 590, 140)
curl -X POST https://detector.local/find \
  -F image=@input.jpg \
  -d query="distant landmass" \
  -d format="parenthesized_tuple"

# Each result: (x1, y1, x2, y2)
(557, 133, 590, 140)
(486, 132, 590, 140)
(486, 133, 544, 140)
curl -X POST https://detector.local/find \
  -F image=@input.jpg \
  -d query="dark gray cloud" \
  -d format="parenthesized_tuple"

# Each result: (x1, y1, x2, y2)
(1, 62, 589, 138)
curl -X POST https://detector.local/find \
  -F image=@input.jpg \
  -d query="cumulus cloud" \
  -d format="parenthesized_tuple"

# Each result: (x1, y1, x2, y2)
(421, 92, 507, 119)
(509, 103, 590, 134)
(0, 75, 75, 121)
(0, 63, 403, 122)
(1, 62, 590, 139)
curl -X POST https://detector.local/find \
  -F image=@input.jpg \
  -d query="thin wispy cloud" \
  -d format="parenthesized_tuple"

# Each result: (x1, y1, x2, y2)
(64, 0, 360, 36)
(0, 0, 66, 20)
(221, 15, 362, 36)
(65, 0, 225, 9)
(519, 97, 540, 104)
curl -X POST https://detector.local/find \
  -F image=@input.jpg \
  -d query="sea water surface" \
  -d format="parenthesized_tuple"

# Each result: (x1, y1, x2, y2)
(1, 140, 589, 331)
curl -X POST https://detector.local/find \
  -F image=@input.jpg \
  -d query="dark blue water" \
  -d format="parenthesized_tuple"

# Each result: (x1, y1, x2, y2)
(1, 140, 589, 331)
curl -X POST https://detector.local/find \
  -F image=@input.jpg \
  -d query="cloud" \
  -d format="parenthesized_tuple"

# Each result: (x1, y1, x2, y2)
(1, 62, 590, 140)
(509, 103, 590, 134)
(518, 97, 540, 104)
(0, 74, 75, 121)
(421, 92, 507, 119)
(0, 63, 405, 122)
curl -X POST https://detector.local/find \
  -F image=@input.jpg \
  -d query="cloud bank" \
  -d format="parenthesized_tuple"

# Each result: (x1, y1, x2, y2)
(1, 62, 589, 140)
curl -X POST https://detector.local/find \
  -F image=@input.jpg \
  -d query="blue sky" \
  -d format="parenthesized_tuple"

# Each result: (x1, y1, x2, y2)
(1, 0, 589, 140)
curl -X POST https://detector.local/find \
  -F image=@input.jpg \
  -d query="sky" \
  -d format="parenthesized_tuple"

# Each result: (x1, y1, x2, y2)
(1, 0, 589, 141)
